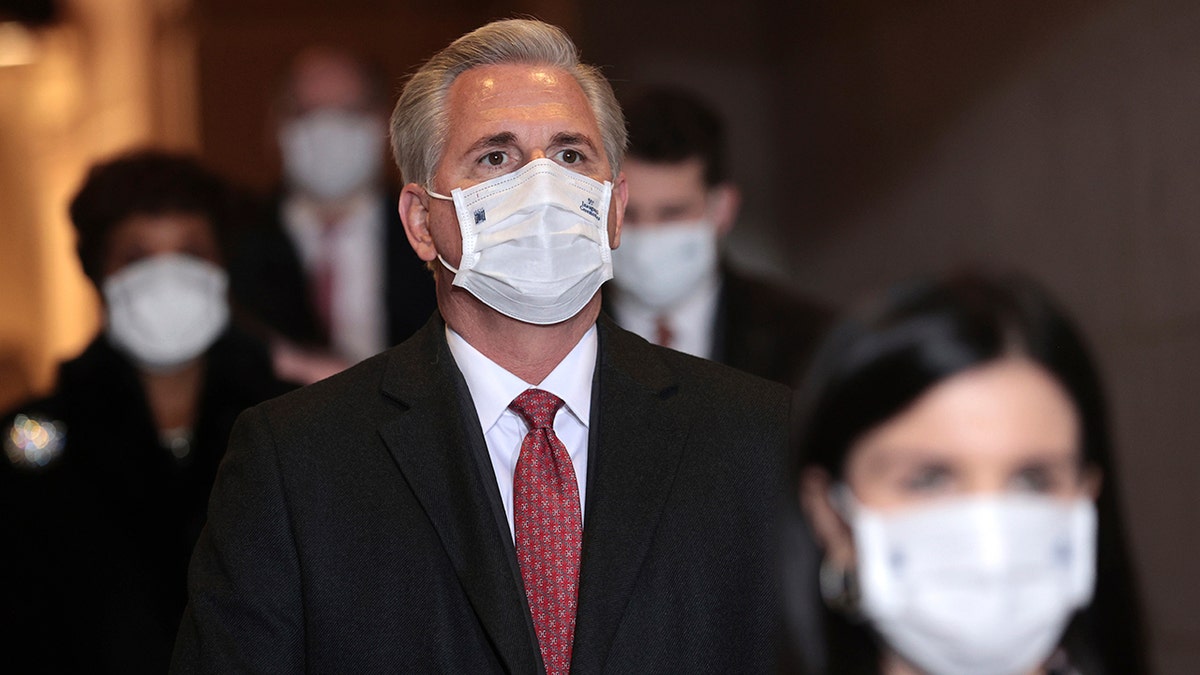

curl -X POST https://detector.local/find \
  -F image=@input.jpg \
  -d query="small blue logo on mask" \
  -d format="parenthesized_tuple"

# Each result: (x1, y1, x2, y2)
(579, 198, 600, 220)
(473, 208, 486, 225)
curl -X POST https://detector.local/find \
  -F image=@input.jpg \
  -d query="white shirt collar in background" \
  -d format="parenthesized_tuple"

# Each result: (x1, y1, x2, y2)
(282, 191, 387, 362)
(611, 274, 721, 360)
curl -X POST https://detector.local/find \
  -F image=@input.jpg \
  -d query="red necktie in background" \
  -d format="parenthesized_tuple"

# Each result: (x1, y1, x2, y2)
(509, 388, 582, 675)
(654, 315, 674, 349)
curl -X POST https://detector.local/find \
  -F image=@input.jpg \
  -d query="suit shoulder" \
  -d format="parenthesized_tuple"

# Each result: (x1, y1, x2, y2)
(604, 317, 788, 389)
(723, 268, 831, 322)
(251, 349, 393, 429)
(666, 346, 789, 400)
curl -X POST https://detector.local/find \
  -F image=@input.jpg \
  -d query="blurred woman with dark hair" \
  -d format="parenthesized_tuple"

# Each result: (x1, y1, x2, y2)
(788, 271, 1146, 675)
(0, 149, 290, 673)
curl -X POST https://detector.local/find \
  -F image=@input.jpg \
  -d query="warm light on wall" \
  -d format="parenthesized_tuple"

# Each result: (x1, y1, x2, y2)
(0, 22, 38, 67)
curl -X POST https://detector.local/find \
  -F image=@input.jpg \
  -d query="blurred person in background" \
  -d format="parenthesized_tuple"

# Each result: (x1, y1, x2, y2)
(229, 46, 436, 384)
(787, 270, 1146, 674)
(0, 150, 291, 674)
(605, 86, 829, 385)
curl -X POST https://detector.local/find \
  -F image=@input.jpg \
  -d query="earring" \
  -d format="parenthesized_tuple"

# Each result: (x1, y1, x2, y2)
(818, 556, 861, 618)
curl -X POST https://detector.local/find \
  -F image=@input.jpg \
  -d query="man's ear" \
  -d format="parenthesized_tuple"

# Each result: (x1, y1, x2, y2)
(709, 183, 741, 237)
(608, 170, 628, 249)
(398, 184, 437, 262)
(800, 467, 856, 569)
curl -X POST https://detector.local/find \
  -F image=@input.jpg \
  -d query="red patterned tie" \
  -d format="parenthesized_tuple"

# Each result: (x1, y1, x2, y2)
(509, 388, 582, 675)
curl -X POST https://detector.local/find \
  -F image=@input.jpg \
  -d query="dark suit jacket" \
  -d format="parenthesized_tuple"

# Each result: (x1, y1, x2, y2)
(604, 264, 831, 386)
(228, 192, 437, 351)
(172, 313, 791, 673)
(713, 266, 831, 386)
(0, 329, 291, 674)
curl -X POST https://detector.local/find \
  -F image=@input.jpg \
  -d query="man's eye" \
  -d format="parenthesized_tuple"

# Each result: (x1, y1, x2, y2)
(483, 151, 507, 166)
(558, 149, 582, 164)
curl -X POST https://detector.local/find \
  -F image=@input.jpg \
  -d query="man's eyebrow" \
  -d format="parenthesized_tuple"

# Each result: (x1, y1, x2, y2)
(464, 132, 519, 155)
(550, 132, 597, 151)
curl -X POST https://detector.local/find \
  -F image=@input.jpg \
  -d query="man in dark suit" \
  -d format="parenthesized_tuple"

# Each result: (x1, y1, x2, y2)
(173, 19, 790, 674)
(229, 46, 436, 384)
(606, 87, 830, 386)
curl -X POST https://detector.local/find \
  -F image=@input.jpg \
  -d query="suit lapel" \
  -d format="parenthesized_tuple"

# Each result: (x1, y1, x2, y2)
(572, 316, 689, 672)
(377, 316, 540, 674)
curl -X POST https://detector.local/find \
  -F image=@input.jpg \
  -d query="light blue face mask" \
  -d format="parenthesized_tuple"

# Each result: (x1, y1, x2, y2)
(427, 158, 614, 325)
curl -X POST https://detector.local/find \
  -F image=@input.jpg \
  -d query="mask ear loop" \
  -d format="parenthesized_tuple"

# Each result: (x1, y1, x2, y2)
(423, 186, 465, 278)
(818, 556, 862, 619)
(819, 483, 864, 619)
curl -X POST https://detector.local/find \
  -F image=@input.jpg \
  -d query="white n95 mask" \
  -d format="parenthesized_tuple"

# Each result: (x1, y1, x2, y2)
(104, 254, 230, 372)
(279, 109, 385, 200)
(611, 219, 719, 310)
(842, 492, 1096, 675)
(428, 158, 614, 325)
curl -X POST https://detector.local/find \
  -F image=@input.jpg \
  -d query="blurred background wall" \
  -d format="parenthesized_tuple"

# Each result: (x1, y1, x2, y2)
(0, 0, 199, 410)
(1, 0, 1197, 670)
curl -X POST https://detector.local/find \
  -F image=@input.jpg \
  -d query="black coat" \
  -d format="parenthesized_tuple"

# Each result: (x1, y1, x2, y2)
(604, 264, 832, 386)
(172, 313, 791, 673)
(712, 267, 831, 386)
(228, 193, 437, 351)
(0, 330, 291, 674)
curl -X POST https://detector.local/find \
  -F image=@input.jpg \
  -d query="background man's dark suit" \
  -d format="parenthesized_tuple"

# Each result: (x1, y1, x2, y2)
(172, 314, 789, 673)
(709, 266, 829, 386)
(604, 265, 831, 387)
(228, 195, 436, 351)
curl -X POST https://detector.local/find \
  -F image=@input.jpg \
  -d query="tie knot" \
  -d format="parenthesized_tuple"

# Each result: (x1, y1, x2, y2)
(509, 388, 565, 430)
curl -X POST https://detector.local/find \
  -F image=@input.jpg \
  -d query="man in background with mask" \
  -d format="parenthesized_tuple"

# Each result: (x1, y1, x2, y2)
(174, 19, 791, 673)
(230, 46, 436, 384)
(607, 87, 829, 386)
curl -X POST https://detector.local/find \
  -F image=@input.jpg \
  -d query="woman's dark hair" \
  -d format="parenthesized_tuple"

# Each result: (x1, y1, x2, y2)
(68, 149, 235, 287)
(789, 270, 1146, 674)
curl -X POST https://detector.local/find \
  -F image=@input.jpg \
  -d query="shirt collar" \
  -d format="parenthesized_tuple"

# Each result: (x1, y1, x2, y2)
(281, 190, 381, 265)
(446, 324, 598, 433)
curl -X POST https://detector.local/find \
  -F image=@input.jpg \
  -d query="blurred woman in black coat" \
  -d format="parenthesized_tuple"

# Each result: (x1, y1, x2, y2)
(0, 150, 291, 673)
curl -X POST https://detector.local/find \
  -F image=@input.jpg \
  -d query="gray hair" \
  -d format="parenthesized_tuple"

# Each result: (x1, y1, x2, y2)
(389, 19, 627, 188)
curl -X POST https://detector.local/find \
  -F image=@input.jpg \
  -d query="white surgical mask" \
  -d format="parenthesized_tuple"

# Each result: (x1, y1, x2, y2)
(428, 158, 614, 325)
(279, 109, 384, 200)
(611, 219, 719, 311)
(841, 491, 1096, 675)
(104, 254, 230, 372)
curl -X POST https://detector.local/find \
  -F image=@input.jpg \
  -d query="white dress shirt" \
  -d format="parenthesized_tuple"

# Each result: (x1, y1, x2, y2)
(445, 325, 595, 539)
(282, 191, 387, 363)
(612, 274, 721, 359)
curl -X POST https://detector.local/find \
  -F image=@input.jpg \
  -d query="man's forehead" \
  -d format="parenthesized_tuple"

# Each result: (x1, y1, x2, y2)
(289, 52, 368, 112)
(625, 157, 708, 192)
(445, 63, 599, 134)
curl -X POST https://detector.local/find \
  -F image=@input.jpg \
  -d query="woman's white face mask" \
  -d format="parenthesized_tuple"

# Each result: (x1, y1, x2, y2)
(103, 253, 230, 372)
(837, 490, 1097, 675)
(427, 158, 614, 325)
